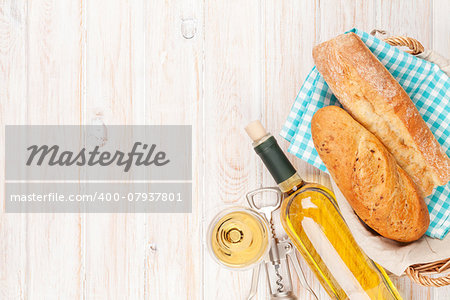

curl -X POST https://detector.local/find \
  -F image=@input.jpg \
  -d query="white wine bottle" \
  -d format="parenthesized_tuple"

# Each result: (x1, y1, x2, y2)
(245, 121, 402, 300)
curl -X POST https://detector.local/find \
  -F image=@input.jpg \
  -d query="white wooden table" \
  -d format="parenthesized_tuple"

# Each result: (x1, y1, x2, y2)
(1, 0, 449, 299)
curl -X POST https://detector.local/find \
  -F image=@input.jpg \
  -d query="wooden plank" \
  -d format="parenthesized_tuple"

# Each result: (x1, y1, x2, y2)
(84, 1, 147, 299)
(432, 0, 450, 55)
(0, 1, 28, 298)
(0, 0, 85, 298)
(143, 0, 203, 299)
(376, 0, 432, 48)
(263, 0, 318, 154)
(318, 0, 376, 41)
(26, 0, 83, 124)
(263, 1, 325, 299)
(19, 0, 84, 298)
(203, 0, 264, 298)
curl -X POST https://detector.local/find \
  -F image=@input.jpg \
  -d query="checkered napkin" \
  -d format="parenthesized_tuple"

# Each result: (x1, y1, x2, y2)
(280, 28, 450, 239)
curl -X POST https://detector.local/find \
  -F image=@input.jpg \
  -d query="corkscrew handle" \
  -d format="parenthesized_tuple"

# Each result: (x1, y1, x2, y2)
(246, 187, 282, 224)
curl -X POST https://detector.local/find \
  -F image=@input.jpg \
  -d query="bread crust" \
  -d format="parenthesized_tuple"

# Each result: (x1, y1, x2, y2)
(311, 106, 429, 242)
(312, 32, 450, 196)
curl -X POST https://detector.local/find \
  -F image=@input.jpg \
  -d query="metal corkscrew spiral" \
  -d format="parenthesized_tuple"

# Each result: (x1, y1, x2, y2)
(275, 268, 284, 292)
(269, 219, 277, 240)
(269, 218, 285, 293)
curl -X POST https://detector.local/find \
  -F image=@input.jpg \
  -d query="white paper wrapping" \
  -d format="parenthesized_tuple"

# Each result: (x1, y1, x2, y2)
(331, 179, 450, 277)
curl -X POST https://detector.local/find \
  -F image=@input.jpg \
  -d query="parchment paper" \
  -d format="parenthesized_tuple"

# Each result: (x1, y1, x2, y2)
(330, 179, 450, 276)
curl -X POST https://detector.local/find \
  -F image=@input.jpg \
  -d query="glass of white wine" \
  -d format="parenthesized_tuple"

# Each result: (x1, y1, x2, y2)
(207, 207, 270, 270)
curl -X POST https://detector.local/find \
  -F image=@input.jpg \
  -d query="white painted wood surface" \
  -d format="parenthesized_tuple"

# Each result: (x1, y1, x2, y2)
(0, 0, 449, 299)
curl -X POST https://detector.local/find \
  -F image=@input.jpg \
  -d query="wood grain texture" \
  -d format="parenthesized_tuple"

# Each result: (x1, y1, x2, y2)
(376, 0, 432, 48)
(0, 0, 449, 299)
(144, 0, 202, 299)
(84, 1, 147, 299)
(18, 0, 83, 299)
(203, 0, 266, 298)
(318, 0, 376, 41)
(432, 0, 450, 55)
(0, 2, 27, 299)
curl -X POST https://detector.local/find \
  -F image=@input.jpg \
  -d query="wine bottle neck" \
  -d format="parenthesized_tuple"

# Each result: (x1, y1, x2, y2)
(253, 135, 304, 193)
(278, 173, 304, 194)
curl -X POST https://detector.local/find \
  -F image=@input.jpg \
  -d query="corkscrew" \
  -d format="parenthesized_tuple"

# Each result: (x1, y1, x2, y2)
(246, 187, 318, 300)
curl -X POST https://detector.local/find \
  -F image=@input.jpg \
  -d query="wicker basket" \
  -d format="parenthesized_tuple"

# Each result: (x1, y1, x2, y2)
(370, 29, 450, 287)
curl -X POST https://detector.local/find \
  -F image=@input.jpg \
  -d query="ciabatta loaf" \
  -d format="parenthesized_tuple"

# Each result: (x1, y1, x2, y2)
(311, 106, 429, 242)
(313, 33, 450, 197)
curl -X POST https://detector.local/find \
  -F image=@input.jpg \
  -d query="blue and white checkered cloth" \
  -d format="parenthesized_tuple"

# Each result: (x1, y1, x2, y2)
(281, 28, 450, 239)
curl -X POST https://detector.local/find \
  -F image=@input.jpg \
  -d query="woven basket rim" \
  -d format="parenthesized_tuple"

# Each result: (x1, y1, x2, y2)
(405, 258, 450, 287)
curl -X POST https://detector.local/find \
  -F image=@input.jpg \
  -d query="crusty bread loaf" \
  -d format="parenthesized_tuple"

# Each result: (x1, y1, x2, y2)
(311, 106, 429, 242)
(312, 32, 450, 197)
